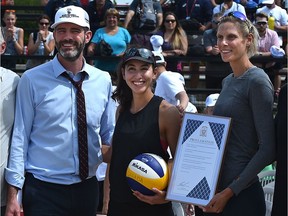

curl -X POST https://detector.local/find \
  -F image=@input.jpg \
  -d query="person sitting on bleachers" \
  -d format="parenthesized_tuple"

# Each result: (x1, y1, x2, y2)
(256, 0, 288, 33)
(85, 0, 115, 34)
(175, 0, 213, 32)
(1, 9, 24, 69)
(26, 14, 55, 69)
(153, 12, 188, 71)
(87, 8, 131, 77)
(123, 0, 163, 33)
(253, 12, 283, 91)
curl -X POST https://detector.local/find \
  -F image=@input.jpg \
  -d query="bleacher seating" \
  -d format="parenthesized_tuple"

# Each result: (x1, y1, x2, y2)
(1, 5, 287, 111)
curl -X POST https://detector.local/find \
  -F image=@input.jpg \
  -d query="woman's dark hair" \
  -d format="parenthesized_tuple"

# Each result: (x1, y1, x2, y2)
(37, 14, 51, 23)
(112, 58, 133, 112)
(112, 45, 155, 112)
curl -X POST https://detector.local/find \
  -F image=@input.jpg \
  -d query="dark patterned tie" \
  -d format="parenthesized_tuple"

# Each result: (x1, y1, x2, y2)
(62, 72, 88, 180)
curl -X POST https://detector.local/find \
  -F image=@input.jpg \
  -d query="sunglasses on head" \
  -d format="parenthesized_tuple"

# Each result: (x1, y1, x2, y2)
(165, 20, 176, 23)
(224, 11, 252, 32)
(39, 22, 50, 26)
(124, 48, 154, 63)
(226, 11, 247, 22)
(212, 20, 220, 24)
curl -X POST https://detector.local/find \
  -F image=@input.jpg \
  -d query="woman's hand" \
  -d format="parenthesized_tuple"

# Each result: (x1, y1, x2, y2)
(198, 188, 234, 213)
(133, 188, 169, 205)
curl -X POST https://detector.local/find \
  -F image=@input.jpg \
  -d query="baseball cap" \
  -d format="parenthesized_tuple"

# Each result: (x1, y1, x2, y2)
(260, 0, 274, 4)
(51, 6, 90, 29)
(152, 51, 165, 65)
(205, 93, 220, 107)
(123, 47, 155, 65)
(270, 45, 285, 58)
(150, 35, 163, 52)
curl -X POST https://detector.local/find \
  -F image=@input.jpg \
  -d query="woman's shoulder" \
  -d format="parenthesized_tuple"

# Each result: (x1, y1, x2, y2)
(159, 99, 179, 116)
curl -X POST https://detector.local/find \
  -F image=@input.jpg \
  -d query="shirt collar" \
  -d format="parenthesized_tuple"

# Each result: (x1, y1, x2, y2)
(52, 55, 91, 78)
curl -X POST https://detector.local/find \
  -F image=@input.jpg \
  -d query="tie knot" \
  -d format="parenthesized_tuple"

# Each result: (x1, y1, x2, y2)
(62, 72, 86, 90)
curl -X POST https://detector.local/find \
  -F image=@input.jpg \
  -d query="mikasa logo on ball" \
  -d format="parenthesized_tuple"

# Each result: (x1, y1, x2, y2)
(131, 162, 148, 174)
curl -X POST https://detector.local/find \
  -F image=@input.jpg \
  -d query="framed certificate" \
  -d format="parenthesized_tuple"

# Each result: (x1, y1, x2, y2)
(166, 113, 231, 206)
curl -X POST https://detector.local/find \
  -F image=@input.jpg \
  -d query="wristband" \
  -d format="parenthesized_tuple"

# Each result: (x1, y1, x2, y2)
(42, 39, 47, 43)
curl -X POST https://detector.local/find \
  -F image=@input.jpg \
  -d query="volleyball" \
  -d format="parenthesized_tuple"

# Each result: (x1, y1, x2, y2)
(126, 153, 169, 195)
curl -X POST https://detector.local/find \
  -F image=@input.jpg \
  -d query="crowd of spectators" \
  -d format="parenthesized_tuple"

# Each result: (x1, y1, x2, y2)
(1, 0, 287, 88)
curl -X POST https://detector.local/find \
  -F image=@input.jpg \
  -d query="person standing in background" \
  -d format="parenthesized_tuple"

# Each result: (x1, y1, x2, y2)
(271, 82, 287, 216)
(0, 26, 20, 216)
(85, 0, 115, 34)
(175, 0, 213, 32)
(213, 0, 246, 15)
(4, 6, 115, 216)
(200, 11, 275, 215)
(26, 14, 55, 69)
(44, 0, 82, 23)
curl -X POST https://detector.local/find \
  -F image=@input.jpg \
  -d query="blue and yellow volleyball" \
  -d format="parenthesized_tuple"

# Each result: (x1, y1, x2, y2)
(126, 153, 169, 195)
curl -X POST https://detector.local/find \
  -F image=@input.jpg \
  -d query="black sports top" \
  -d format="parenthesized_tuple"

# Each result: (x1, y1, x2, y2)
(109, 95, 170, 205)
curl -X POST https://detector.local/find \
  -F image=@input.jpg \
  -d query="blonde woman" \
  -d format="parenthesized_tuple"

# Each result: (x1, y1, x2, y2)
(199, 11, 275, 215)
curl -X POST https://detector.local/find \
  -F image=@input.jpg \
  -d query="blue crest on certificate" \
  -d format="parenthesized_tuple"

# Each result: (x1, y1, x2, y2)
(166, 113, 231, 206)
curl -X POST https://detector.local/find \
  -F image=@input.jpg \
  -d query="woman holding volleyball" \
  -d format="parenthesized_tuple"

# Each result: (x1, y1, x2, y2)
(103, 46, 181, 216)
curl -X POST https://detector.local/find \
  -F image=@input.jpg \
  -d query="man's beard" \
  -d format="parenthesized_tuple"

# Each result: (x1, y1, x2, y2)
(56, 39, 86, 62)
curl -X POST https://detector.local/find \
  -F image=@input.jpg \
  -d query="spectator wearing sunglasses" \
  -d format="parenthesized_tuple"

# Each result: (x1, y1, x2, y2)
(1, 9, 24, 69)
(256, 0, 288, 33)
(203, 12, 232, 89)
(26, 14, 55, 69)
(154, 12, 188, 71)
(254, 12, 283, 91)
(103, 47, 181, 216)
(200, 11, 275, 215)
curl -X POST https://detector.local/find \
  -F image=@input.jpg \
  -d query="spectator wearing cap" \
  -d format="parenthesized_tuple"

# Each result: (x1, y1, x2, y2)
(103, 46, 181, 215)
(254, 12, 284, 91)
(203, 93, 219, 115)
(153, 51, 197, 115)
(256, 0, 288, 32)
(4, 5, 115, 216)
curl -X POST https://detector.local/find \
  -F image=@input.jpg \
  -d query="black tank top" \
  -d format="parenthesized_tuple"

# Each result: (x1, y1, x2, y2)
(109, 95, 170, 205)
